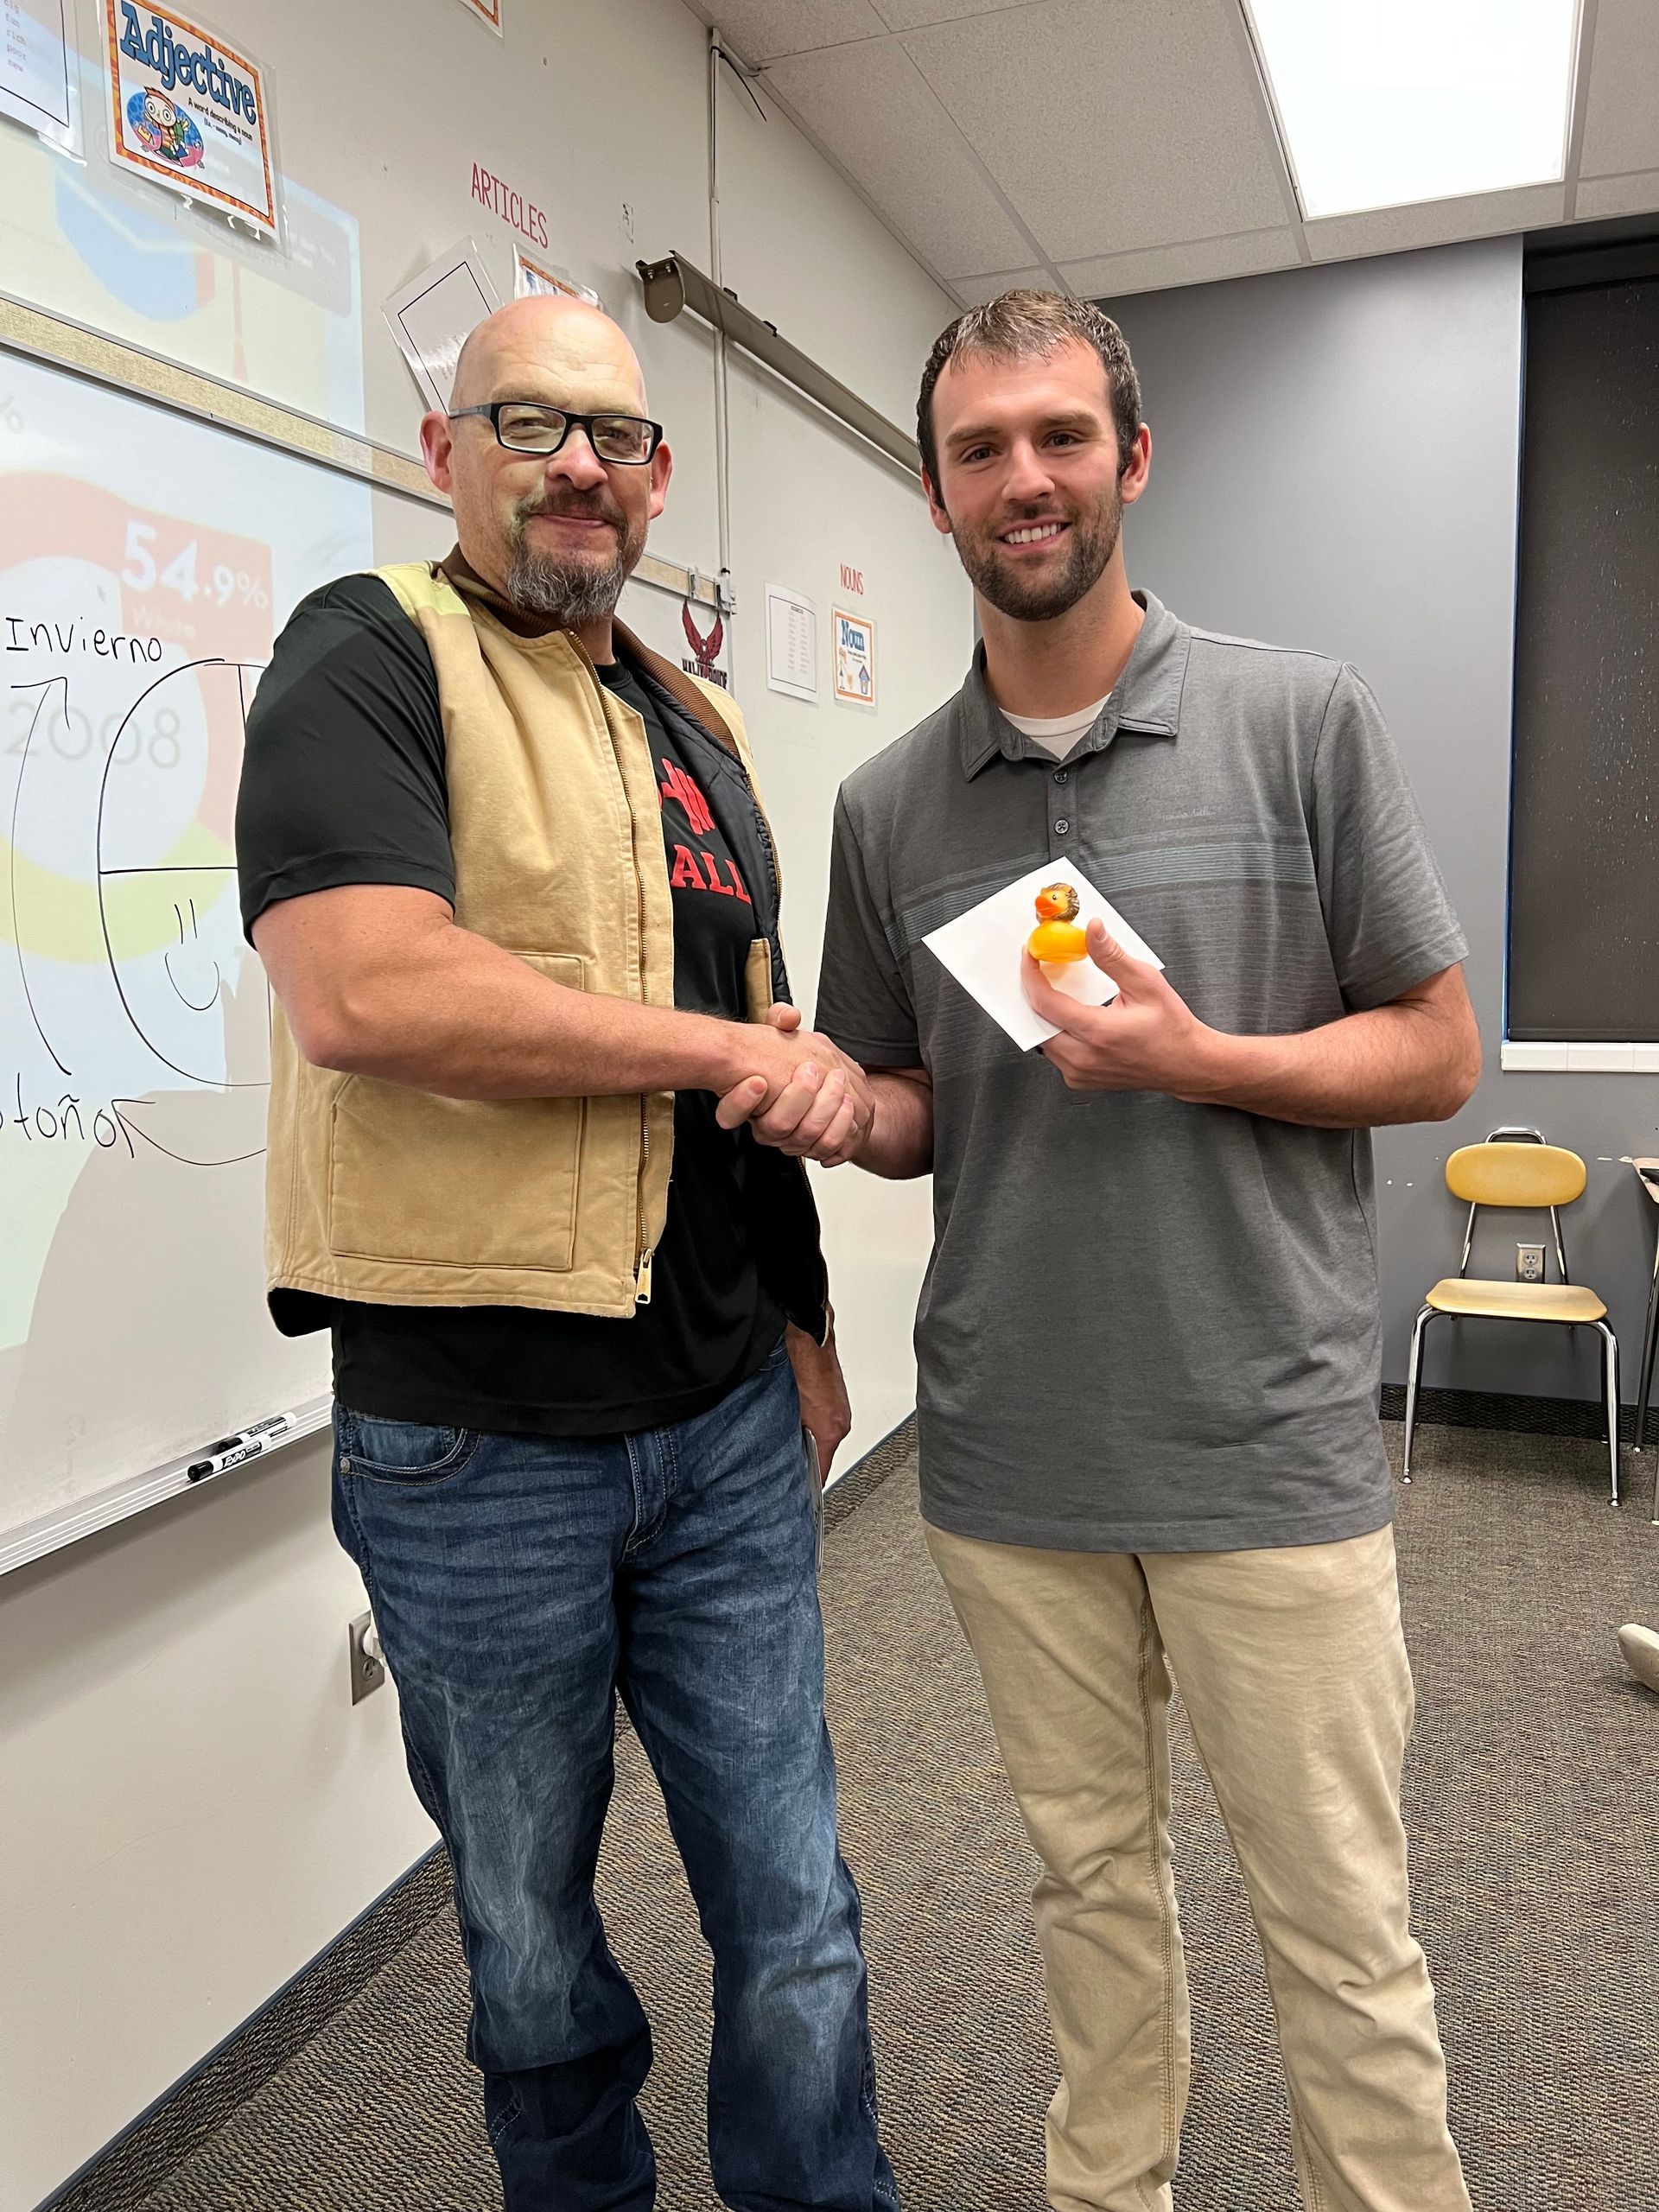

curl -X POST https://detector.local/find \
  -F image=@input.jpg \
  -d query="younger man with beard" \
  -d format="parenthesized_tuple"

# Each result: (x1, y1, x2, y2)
(728, 294, 1480, 2209)
(235, 296, 895, 2212)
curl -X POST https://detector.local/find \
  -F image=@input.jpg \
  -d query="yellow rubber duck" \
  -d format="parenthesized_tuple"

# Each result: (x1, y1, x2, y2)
(1027, 881, 1089, 965)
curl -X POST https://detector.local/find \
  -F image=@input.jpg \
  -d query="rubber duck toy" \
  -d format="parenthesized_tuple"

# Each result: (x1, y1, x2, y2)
(1027, 881, 1090, 969)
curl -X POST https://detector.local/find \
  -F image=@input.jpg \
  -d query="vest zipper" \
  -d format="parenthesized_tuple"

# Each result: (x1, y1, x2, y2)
(609, 664, 657, 1311)
(635, 1097, 654, 1304)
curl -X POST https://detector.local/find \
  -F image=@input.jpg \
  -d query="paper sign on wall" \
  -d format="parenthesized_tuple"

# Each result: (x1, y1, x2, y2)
(2, 0, 80, 154)
(105, 1, 276, 239)
(514, 248, 601, 308)
(382, 239, 499, 413)
(832, 606, 875, 708)
(766, 586, 817, 702)
(454, 0, 502, 30)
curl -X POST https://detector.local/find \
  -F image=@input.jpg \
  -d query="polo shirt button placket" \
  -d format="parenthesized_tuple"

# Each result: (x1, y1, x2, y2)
(1053, 816, 1071, 837)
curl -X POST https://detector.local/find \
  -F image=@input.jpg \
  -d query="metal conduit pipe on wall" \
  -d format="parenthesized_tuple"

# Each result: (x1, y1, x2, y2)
(634, 249, 924, 484)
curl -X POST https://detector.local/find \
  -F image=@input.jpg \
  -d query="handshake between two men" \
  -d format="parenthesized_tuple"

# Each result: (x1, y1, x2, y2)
(715, 1004, 875, 1169)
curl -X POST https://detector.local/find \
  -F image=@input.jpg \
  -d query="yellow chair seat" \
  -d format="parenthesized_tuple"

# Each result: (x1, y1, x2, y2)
(1426, 1278, 1607, 1324)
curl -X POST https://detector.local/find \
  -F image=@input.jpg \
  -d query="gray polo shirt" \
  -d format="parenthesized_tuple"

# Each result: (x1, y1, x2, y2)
(817, 591, 1467, 1554)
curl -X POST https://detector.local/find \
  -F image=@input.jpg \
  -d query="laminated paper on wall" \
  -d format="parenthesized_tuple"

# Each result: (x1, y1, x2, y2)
(105, 1, 278, 242)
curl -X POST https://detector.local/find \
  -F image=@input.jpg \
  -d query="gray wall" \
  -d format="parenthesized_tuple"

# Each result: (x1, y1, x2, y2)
(1102, 237, 1659, 1400)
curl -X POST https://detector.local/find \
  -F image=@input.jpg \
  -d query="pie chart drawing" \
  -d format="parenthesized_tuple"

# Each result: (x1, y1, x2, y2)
(95, 655, 272, 1163)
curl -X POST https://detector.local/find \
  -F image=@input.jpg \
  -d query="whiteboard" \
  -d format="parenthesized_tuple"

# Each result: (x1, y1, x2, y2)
(0, 345, 449, 1570)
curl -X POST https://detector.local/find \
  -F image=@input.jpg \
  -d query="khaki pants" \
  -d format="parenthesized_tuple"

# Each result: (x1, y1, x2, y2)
(925, 1521, 1471, 2212)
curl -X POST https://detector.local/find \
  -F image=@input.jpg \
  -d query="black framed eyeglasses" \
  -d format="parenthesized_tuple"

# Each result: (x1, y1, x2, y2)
(447, 400, 664, 464)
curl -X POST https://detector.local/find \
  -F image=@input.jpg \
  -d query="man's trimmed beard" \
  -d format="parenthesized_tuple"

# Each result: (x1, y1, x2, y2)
(505, 491, 645, 628)
(949, 471, 1123, 622)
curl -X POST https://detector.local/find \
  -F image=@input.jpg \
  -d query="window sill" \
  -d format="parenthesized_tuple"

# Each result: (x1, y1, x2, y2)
(1501, 1042, 1659, 1073)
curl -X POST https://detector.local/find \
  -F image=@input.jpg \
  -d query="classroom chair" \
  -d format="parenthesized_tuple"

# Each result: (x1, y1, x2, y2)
(1403, 1126, 1621, 1503)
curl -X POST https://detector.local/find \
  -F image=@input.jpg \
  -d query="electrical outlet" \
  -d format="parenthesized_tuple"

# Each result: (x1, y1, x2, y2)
(348, 1611, 385, 1704)
(1516, 1243, 1545, 1283)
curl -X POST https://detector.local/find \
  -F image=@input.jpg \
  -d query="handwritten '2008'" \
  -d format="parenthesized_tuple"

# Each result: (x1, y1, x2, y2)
(3, 696, 183, 768)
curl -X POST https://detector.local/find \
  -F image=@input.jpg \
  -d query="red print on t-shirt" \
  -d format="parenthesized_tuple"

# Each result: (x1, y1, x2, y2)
(670, 844, 753, 904)
(660, 760, 715, 836)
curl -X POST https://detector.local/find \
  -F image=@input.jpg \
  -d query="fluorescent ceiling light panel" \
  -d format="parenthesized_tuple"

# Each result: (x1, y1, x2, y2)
(1245, 0, 1579, 220)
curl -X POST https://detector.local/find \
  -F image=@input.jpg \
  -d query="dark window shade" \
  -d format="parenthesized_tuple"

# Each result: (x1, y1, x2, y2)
(1509, 276, 1659, 1041)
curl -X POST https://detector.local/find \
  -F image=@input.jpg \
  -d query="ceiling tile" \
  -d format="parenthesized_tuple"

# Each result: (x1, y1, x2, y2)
(1064, 230, 1303, 301)
(1575, 168, 1659, 220)
(1578, 0, 1659, 177)
(683, 0, 887, 64)
(949, 268, 1054, 305)
(903, 0, 1290, 265)
(765, 42, 1042, 277)
(1306, 184, 1566, 264)
(874, 0, 1034, 24)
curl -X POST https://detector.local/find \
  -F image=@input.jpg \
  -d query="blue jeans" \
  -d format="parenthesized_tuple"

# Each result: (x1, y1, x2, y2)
(332, 1342, 898, 2212)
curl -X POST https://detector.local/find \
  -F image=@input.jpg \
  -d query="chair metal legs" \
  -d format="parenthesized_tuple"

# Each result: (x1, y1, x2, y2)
(1636, 1223, 1659, 1454)
(1402, 1306, 1434, 1484)
(1593, 1319, 1620, 1506)
(1402, 1305, 1627, 1508)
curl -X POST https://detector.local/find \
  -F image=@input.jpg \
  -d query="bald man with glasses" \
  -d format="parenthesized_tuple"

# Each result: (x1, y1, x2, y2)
(235, 296, 895, 2212)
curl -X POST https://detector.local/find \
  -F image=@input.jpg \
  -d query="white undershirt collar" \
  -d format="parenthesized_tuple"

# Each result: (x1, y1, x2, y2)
(998, 692, 1112, 760)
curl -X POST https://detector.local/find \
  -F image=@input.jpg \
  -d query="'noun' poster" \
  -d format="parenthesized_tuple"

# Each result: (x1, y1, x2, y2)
(105, 1, 277, 240)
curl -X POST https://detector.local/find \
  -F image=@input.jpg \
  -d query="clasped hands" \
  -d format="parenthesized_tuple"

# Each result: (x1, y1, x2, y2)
(715, 1006, 873, 1166)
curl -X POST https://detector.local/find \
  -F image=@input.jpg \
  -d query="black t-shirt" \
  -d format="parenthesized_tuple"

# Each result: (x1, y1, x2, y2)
(237, 575, 782, 1436)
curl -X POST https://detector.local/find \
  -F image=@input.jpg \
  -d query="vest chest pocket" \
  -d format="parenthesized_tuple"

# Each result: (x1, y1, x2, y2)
(326, 952, 588, 1274)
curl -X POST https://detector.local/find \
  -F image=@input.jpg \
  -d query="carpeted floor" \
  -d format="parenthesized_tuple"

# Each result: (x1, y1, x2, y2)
(120, 1421, 1659, 2212)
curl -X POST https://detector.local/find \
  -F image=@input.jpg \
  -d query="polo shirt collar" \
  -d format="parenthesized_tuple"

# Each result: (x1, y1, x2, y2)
(958, 588, 1191, 779)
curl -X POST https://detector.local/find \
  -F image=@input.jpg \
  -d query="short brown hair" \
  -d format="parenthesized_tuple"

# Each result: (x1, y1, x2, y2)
(917, 290, 1142, 489)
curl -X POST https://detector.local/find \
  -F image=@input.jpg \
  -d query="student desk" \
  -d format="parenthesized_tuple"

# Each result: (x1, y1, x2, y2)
(1633, 1157, 1659, 1520)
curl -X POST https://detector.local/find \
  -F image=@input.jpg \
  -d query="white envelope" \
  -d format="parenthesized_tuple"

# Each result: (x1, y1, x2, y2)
(921, 855, 1164, 1052)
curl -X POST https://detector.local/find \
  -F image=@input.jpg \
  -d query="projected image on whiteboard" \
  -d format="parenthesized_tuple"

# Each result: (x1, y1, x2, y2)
(0, 352, 372, 1521)
(7, 517, 271, 1154)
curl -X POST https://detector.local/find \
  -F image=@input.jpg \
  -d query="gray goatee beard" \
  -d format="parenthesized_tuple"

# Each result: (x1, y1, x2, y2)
(954, 483, 1122, 624)
(505, 497, 642, 628)
(505, 542, 629, 630)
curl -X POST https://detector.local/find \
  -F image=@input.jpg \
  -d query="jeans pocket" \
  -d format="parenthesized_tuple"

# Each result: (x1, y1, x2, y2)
(335, 1405, 481, 1487)
(485, 2082, 523, 2148)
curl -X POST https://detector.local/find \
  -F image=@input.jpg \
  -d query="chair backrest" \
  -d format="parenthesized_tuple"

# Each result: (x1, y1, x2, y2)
(1445, 1143, 1586, 1207)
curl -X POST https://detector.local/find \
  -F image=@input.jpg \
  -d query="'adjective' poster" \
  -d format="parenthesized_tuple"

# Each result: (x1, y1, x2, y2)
(105, 0, 276, 240)
(454, 0, 503, 31)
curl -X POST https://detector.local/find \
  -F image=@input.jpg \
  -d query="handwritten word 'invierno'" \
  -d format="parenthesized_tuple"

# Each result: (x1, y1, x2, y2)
(5, 617, 165, 664)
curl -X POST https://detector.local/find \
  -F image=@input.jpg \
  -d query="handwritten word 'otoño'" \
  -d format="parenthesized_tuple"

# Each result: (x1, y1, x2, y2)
(5, 1078, 138, 1158)
(5, 617, 165, 664)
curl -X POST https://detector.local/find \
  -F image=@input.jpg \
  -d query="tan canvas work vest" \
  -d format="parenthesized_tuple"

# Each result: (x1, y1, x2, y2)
(264, 562, 776, 1322)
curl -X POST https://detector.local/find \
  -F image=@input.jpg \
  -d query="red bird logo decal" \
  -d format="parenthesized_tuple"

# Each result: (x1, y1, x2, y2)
(682, 602, 724, 677)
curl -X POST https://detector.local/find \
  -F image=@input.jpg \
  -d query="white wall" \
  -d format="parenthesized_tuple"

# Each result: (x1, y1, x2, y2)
(0, 3, 968, 2202)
